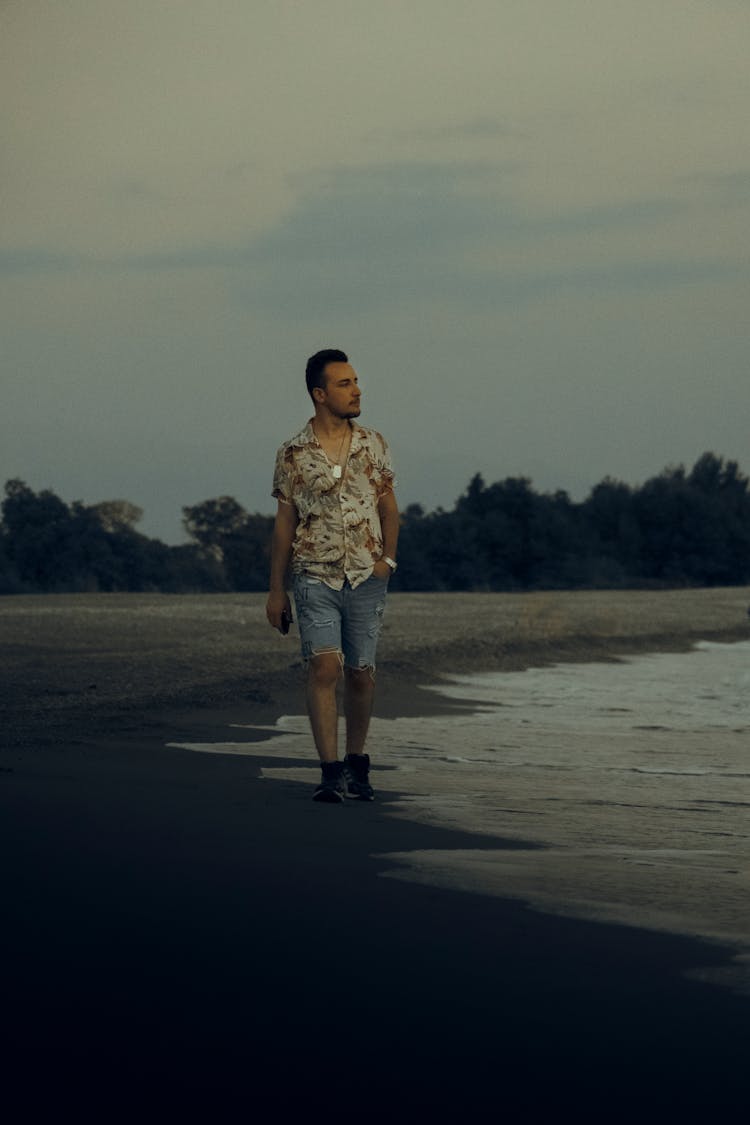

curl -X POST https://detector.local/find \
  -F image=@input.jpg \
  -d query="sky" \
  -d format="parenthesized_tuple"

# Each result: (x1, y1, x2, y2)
(2, 0, 749, 543)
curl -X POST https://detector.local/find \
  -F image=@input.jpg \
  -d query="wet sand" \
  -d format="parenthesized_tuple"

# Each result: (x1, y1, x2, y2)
(2, 588, 749, 1118)
(175, 640, 750, 986)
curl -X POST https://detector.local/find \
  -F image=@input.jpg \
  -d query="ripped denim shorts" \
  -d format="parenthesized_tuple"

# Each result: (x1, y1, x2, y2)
(292, 572, 388, 671)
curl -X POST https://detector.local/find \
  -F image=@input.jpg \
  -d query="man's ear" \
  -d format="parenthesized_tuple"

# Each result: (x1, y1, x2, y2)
(312, 385, 326, 404)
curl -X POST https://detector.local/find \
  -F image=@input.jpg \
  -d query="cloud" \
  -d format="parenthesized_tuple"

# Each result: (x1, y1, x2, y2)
(5, 159, 743, 323)
(0, 248, 80, 275)
(369, 117, 533, 144)
(684, 168, 750, 204)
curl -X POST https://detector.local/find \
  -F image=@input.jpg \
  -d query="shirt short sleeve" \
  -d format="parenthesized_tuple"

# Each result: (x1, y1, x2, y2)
(373, 432, 396, 496)
(272, 445, 293, 505)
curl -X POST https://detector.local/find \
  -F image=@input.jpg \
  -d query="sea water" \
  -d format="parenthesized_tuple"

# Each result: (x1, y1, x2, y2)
(170, 639, 750, 992)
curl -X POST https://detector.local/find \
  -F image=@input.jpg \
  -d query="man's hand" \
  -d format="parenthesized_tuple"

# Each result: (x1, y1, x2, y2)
(372, 559, 392, 581)
(376, 491, 399, 582)
(266, 499, 297, 632)
(266, 590, 292, 632)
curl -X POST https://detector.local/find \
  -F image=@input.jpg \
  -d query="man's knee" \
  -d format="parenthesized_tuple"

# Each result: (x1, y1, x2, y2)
(308, 650, 344, 687)
(345, 664, 376, 691)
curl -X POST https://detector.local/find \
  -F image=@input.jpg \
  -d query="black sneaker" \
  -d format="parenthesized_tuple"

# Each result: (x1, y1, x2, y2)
(343, 753, 375, 801)
(313, 761, 345, 803)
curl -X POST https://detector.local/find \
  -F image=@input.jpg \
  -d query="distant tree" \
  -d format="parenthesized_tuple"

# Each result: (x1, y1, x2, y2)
(3, 451, 749, 595)
(182, 496, 274, 590)
(632, 454, 750, 585)
(182, 496, 248, 559)
(453, 474, 539, 589)
(0, 529, 22, 593)
(581, 477, 640, 584)
(2, 479, 75, 590)
(685, 453, 750, 583)
(528, 489, 594, 588)
(0, 479, 229, 594)
(221, 514, 275, 591)
(89, 500, 144, 533)
(159, 543, 228, 593)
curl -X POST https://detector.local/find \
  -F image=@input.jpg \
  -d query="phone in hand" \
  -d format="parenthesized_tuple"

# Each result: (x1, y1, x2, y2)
(279, 608, 293, 635)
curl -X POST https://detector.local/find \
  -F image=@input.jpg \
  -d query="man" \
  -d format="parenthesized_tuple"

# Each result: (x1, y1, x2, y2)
(266, 349, 399, 803)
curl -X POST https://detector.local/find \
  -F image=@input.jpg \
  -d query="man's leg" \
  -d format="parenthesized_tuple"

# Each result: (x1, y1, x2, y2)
(343, 666, 376, 757)
(340, 575, 388, 800)
(292, 575, 348, 801)
(306, 651, 347, 802)
(341, 574, 387, 755)
(306, 651, 343, 763)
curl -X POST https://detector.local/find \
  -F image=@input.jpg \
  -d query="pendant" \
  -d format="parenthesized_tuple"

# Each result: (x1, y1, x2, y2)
(333, 464, 342, 479)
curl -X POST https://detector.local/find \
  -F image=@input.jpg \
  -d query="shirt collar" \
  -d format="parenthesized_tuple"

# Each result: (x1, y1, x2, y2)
(288, 420, 316, 448)
(290, 419, 363, 453)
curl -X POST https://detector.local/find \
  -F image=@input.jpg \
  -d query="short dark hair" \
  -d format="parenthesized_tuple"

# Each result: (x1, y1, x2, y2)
(305, 348, 348, 400)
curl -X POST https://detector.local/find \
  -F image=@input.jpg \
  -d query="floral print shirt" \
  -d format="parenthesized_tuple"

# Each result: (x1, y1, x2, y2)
(272, 419, 396, 590)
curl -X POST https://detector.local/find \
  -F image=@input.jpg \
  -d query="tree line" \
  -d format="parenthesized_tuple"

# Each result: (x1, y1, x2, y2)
(1, 451, 749, 595)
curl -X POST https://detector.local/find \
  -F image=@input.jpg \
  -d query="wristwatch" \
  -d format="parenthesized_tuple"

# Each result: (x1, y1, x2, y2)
(382, 556, 398, 573)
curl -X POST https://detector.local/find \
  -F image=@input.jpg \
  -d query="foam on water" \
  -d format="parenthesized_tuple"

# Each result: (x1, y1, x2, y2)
(169, 639, 750, 994)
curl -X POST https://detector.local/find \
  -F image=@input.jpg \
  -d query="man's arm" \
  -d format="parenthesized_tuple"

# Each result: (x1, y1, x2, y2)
(373, 489, 399, 579)
(266, 500, 299, 630)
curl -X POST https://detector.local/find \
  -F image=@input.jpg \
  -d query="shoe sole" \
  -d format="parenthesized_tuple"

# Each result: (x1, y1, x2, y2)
(345, 788, 375, 801)
(312, 788, 344, 803)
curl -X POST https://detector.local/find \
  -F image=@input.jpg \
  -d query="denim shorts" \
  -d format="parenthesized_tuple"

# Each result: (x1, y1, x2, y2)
(292, 572, 388, 671)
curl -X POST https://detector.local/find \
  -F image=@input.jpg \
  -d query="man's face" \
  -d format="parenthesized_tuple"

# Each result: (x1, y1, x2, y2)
(317, 362, 361, 418)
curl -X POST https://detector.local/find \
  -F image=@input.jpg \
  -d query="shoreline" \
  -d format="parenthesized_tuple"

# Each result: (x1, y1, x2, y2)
(2, 585, 749, 749)
(170, 638, 750, 998)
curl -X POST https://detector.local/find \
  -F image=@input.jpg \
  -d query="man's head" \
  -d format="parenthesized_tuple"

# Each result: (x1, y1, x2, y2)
(305, 348, 361, 419)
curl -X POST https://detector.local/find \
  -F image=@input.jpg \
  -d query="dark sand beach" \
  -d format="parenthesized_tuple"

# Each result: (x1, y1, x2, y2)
(2, 588, 749, 1119)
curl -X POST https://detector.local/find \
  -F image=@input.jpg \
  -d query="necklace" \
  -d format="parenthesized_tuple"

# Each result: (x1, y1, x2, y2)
(313, 420, 350, 478)
(332, 426, 350, 479)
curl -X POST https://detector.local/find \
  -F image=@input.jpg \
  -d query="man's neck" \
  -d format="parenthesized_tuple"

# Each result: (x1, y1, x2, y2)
(312, 411, 352, 441)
